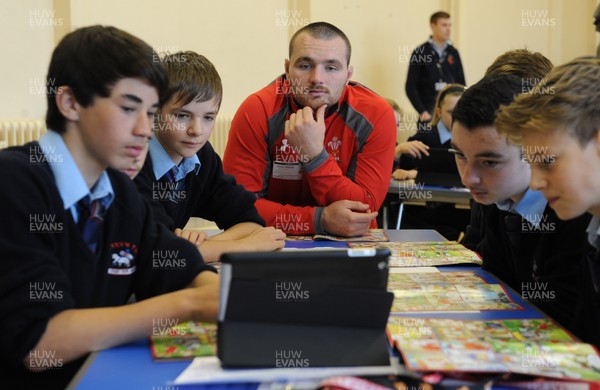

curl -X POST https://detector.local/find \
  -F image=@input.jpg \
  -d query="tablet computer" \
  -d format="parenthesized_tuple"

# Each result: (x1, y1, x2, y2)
(217, 248, 394, 367)
(415, 147, 463, 188)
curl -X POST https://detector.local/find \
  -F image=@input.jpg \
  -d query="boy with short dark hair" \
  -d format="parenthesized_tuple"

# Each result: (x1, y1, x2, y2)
(496, 58, 600, 347)
(133, 51, 285, 262)
(0, 26, 218, 388)
(451, 74, 591, 330)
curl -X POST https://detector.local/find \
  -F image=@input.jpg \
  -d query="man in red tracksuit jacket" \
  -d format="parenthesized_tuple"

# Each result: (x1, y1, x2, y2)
(223, 22, 396, 237)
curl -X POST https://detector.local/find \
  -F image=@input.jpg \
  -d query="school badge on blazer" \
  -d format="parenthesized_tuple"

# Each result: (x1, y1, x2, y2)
(108, 242, 138, 275)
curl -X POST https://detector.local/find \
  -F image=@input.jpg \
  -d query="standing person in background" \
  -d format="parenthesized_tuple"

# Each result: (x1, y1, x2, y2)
(405, 11, 465, 129)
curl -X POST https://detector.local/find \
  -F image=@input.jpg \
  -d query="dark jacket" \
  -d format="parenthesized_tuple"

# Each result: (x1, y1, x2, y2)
(398, 122, 451, 170)
(462, 201, 592, 330)
(0, 143, 213, 388)
(405, 40, 465, 115)
(134, 141, 265, 230)
(572, 247, 600, 348)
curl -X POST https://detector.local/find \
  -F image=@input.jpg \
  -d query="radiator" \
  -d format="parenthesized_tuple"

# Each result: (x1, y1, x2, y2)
(209, 115, 232, 157)
(0, 120, 47, 149)
(0, 116, 233, 154)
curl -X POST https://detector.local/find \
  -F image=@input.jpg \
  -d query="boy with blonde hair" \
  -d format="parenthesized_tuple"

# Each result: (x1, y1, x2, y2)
(496, 58, 600, 347)
(453, 74, 590, 330)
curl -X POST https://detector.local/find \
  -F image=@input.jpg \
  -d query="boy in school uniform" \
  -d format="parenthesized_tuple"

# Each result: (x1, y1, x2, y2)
(451, 74, 591, 330)
(122, 131, 208, 246)
(0, 26, 219, 388)
(134, 52, 286, 262)
(496, 58, 600, 347)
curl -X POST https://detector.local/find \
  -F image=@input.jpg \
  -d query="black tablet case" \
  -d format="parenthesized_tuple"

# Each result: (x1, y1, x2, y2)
(415, 148, 464, 188)
(217, 249, 394, 367)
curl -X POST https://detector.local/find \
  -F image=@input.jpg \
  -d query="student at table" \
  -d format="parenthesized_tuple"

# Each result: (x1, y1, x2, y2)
(0, 26, 219, 388)
(399, 83, 464, 172)
(496, 58, 600, 348)
(223, 22, 396, 237)
(121, 140, 209, 246)
(133, 51, 285, 262)
(452, 74, 591, 330)
(387, 98, 430, 181)
(395, 85, 468, 240)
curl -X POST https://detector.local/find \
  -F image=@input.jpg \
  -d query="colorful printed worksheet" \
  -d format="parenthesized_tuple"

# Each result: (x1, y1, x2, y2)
(387, 317, 600, 382)
(348, 241, 482, 267)
(388, 269, 522, 312)
(149, 321, 217, 361)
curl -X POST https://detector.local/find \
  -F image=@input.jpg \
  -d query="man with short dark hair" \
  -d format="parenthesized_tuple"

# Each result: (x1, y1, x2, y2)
(223, 22, 396, 237)
(406, 11, 465, 124)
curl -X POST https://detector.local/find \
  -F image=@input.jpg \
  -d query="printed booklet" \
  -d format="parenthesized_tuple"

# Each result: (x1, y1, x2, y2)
(149, 321, 217, 361)
(387, 317, 600, 382)
(348, 241, 482, 267)
(388, 269, 522, 313)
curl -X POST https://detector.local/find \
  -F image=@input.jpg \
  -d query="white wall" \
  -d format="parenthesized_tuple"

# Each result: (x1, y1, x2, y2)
(457, 0, 597, 86)
(1, 0, 597, 126)
(69, 0, 289, 119)
(309, 0, 597, 140)
(309, 0, 447, 136)
(0, 0, 58, 119)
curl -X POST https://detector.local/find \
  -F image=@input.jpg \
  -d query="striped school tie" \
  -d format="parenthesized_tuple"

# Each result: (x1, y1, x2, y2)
(162, 165, 186, 202)
(76, 195, 105, 253)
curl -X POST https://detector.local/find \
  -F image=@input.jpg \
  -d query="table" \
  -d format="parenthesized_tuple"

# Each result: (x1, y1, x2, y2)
(381, 179, 472, 229)
(68, 230, 544, 389)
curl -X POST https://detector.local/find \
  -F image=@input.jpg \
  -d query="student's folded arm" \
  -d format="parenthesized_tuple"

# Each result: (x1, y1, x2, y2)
(24, 206, 221, 369)
(131, 196, 218, 299)
(197, 226, 286, 262)
(529, 212, 592, 326)
(24, 284, 218, 369)
(209, 222, 263, 241)
(303, 108, 396, 213)
(0, 160, 201, 371)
